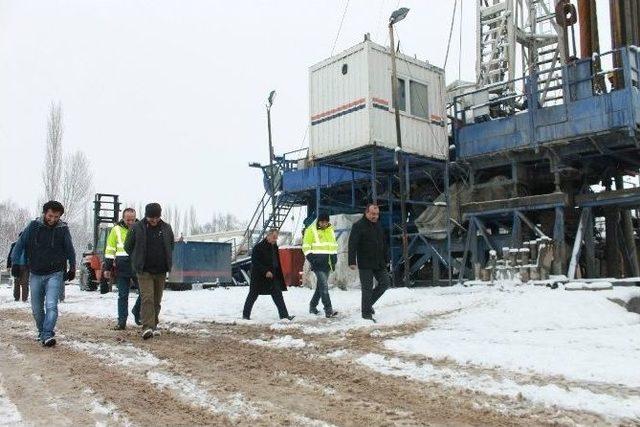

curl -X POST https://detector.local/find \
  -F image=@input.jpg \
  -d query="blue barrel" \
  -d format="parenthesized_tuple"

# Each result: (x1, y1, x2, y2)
(168, 241, 232, 286)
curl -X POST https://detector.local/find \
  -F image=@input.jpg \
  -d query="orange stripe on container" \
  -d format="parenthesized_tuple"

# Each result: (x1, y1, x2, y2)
(311, 98, 366, 120)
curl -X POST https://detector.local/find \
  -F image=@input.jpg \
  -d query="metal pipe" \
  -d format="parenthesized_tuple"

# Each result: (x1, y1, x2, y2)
(266, 104, 276, 217)
(389, 22, 410, 287)
(578, 0, 592, 58)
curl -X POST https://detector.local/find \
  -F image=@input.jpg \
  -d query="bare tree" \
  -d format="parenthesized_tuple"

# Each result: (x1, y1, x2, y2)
(43, 101, 64, 201)
(0, 200, 33, 268)
(61, 151, 93, 223)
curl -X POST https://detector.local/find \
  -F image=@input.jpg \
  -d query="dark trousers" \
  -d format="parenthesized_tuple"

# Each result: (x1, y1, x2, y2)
(358, 268, 390, 316)
(116, 275, 141, 325)
(13, 268, 29, 302)
(310, 270, 332, 314)
(243, 287, 289, 319)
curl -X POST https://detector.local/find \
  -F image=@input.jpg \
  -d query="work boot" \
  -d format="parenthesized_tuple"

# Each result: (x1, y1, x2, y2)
(280, 315, 295, 321)
(142, 329, 153, 340)
(325, 310, 338, 318)
(309, 307, 320, 315)
(43, 337, 57, 347)
(362, 315, 377, 323)
(113, 324, 126, 331)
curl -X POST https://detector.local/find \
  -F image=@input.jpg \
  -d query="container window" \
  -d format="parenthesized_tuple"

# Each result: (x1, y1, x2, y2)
(393, 78, 406, 111)
(410, 80, 429, 119)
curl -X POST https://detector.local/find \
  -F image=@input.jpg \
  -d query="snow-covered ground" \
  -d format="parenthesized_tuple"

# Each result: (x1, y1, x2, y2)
(1, 281, 639, 421)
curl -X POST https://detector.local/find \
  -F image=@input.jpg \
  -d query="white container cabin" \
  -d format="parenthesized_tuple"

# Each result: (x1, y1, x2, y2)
(309, 36, 447, 161)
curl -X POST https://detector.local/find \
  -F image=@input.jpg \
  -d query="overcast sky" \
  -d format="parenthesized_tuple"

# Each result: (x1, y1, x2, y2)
(1, 0, 482, 223)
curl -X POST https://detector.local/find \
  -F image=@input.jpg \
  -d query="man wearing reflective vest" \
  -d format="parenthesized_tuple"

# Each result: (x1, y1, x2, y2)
(302, 213, 339, 318)
(104, 208, 141, 330)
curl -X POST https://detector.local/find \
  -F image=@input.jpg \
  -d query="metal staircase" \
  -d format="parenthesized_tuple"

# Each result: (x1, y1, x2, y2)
(233, 148, 307, 261)
(236, 191, 298, 258)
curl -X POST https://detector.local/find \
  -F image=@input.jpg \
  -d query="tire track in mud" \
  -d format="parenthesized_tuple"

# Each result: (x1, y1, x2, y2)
(0, 308, 630, 426)
(0, 310, 564, 426)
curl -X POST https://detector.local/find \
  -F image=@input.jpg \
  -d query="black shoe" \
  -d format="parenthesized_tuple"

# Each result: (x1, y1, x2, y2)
(362, 315, 377, 323)
(43, 337, 56, 347)
(325, 311, 338, 318)
(242, 315, 251, 320)
(281, 315, 295, 321)
(142, 329, 153, 340)
(113, 324, 126, 331)
(309, 307, 320, 315)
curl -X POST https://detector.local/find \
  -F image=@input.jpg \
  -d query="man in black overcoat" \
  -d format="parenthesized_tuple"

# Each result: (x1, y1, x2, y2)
(242, 229, 294, 321)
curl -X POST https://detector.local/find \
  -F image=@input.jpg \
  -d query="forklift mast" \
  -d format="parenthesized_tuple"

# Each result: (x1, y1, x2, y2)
(93, 193, 121, 249)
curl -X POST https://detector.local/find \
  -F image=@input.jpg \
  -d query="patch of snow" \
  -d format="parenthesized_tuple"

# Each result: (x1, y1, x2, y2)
(0, 374, 23, 426)
(147, 371, 260, 420)
(325, 349, 349, 359)
(67, 340, 163, 371)
(244, 335, 307, 349)
(358, 353, 640, 420)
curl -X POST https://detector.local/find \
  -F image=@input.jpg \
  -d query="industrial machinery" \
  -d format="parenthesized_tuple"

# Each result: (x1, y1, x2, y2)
(79, 193, 120, 291)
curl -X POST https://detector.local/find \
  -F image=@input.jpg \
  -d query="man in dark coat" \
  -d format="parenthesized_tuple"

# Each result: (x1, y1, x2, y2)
(242, 229, 294, 321)
(124, 203, 174, 340)
(348, 204, 390, 321)
(7, 234, 29, 302)
(11, 201, 76, 346)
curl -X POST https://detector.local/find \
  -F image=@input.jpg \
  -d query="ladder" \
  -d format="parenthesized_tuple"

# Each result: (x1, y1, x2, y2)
(235, 191, 297, 258)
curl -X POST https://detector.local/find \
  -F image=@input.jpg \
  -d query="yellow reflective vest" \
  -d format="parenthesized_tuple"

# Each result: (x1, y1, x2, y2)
(302, 221, 338, 271)
(105, 223, 130, 260)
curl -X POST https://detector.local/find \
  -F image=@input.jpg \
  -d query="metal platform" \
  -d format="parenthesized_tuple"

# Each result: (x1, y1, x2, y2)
(455, 47, 640, 166)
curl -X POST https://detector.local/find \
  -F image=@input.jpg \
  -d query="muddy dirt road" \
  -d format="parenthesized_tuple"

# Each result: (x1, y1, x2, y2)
(0, 308, 622, 426)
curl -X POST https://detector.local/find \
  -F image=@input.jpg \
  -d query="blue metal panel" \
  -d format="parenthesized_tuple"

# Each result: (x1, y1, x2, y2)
(169, 241, 232, 284)
(282, 165, 370, 192)
(457, 48, 640, 159)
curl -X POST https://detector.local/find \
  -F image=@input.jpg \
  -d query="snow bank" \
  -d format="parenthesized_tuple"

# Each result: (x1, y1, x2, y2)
(386, 287, 640, 388)
(358, 353, 640, 420)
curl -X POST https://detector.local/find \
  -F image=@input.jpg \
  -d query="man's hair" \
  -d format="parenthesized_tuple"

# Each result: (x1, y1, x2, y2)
(122, 207, 136, 217)
(42, 200, 64, 215)
(267, 228, 279, 235)
(365, 203, 379, 212)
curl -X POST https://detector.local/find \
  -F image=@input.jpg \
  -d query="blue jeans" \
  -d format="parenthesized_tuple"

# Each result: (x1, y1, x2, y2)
(310, 270, 332, 314)
(29, 271, 64, 341)
(117, 275, 141, 325)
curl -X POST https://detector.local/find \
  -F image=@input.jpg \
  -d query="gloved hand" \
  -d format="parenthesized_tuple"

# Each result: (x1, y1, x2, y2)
(11, 265, 20, 278)
(66, 266, 76, 282)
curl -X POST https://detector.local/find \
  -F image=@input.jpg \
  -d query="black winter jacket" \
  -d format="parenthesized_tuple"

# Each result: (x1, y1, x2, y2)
(12, 218, 76, 275)
(347, 215, 389, 270)
(250, 239, 286, 294)
(124, 219, 174, 274)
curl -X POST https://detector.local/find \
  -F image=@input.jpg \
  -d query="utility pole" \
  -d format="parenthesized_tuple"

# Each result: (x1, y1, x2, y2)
(266, 90, 276, 217)
(389, 7, 410, 286)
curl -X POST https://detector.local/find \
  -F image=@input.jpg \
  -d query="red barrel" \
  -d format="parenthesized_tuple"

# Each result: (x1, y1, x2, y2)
(279, 247, 305, 287)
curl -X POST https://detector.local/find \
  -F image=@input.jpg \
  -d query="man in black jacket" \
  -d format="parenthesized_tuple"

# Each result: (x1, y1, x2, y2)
(11, 201, 76, 346)
(124, 203, 174, 340)
(242, 229, 294, 321)
(348, 204, 390, 321)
